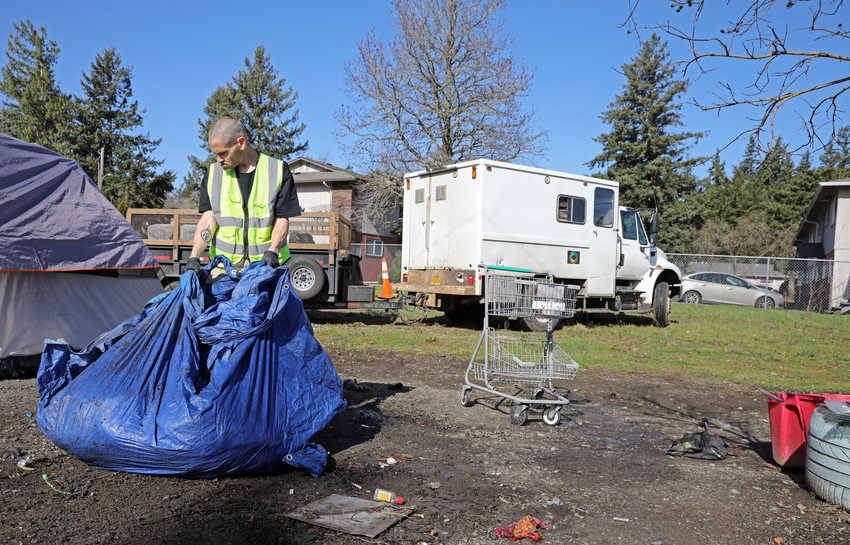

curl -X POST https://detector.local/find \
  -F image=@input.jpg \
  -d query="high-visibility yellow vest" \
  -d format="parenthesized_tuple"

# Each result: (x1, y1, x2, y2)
(207, 154, 290, 265)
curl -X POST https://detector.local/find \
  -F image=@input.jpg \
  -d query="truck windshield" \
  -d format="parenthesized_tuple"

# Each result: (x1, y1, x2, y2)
(636, 212, 648, 245)
(619, 210, 648, 245)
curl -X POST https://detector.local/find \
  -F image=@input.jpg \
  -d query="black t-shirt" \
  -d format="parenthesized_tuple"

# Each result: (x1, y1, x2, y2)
(198, 159, 301, 218)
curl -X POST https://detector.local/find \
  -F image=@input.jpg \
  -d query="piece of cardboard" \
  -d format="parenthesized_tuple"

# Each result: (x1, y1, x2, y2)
(284, 494, 411, 538)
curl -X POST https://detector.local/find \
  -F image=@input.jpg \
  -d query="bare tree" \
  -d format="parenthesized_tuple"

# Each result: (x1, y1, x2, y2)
(624, 1, 849, 155)
(353, 170, 404, 235)
(337, 0, 547, 176)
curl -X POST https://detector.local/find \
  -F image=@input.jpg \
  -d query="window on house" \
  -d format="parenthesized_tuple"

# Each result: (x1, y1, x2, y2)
(365, 238, 384, 258)
(594, 187, 615, 227)
(556, 195, 586, 224)
(435, 185, 447, 201)
(415, 189, 425, 203)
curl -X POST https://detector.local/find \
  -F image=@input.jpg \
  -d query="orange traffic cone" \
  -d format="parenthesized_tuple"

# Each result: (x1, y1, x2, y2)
(376, 258, 397, 300)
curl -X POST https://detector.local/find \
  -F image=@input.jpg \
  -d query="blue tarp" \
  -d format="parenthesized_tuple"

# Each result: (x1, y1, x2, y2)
(36, 257, 346, 477)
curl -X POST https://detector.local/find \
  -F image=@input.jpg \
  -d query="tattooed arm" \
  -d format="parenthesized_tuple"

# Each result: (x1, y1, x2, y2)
(191, 211, 217, 258)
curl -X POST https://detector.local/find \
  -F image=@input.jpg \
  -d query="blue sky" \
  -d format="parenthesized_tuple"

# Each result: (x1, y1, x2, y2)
(2, 1, 843, 186)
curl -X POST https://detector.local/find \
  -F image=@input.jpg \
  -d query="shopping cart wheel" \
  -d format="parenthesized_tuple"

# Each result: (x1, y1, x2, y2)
(542, 407, 561, 426)
(460, 386, 474, 407)
(510, 405, 528, 426)
(532, 387, 545, 400)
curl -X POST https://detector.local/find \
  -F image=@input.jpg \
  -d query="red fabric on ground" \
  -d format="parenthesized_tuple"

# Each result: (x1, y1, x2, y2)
(493, 515, 550, 541)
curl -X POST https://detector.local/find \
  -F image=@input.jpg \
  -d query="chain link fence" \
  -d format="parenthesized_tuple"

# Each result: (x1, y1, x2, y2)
(668, 253, 850, 314)
(347, 245, 850, 314)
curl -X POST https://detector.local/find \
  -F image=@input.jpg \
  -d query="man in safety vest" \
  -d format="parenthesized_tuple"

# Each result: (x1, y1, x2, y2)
(187, 117, 301, 275)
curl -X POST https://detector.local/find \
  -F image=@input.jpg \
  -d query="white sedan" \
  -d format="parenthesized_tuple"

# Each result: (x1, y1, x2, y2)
(680, 272, 784, 309)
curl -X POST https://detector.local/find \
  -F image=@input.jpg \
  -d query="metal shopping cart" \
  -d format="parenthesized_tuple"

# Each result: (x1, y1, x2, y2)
(461, 265, 579, 426)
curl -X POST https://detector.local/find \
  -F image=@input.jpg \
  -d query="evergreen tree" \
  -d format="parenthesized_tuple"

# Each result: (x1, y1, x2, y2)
(700, 153, 729, 219)
(182, 45, 307, 200)
(768, 150, 820, 228)
(587, 34, 704, 252)
(0, 20, 74, 155)
(75, 47, 174, 208)
(819, 125, 850, 180)
(722, 137, 764, 223)
(752, 138, 794, 227)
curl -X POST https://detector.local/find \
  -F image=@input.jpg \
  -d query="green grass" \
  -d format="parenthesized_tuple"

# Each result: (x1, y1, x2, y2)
(311, 304, 850, 393)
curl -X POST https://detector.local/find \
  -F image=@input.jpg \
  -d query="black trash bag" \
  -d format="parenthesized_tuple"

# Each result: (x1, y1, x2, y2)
(667, 430, 728, 460)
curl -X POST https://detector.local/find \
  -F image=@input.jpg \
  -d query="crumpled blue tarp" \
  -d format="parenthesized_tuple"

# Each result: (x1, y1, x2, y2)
(36, 256, 346, 477)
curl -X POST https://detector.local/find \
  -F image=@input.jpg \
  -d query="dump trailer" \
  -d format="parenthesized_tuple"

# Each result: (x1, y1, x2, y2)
(395, 159, 682, 328)
(125, 209, 401, 309)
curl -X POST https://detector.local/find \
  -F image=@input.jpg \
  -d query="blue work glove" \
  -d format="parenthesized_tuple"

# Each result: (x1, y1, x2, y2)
(261, 250, 279, 268)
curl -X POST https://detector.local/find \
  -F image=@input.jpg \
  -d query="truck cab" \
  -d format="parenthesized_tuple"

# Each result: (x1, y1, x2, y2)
(609, 207, 682, 323)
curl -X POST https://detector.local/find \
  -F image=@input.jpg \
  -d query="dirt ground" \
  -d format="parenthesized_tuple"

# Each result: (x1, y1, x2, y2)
(2, 314, 849, 545)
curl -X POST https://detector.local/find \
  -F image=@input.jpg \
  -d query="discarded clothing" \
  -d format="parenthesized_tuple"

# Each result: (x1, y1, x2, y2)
(667, 430, 728, 460)
(36, 257, 345, 477)
(494, 515, 550, 541)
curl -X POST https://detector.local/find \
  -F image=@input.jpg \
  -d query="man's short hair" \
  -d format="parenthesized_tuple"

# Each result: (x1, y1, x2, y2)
(209, 117, 247, 145)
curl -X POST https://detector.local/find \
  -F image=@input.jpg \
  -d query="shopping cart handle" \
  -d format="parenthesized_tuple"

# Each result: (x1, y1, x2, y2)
(479, 264, 535, 273)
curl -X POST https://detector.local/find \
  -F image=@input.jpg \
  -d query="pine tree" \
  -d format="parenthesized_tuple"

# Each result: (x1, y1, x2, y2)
(75, 47, 174, 207)
(0, 20, 74, 155)
(723, 137, 763, 223)
(752, 138, 794, 227)
(763, 145, 817, 228)
(587, 34, 704, 252)
(182, 45, 308, 199)
(700, 153, 730, 219)
(819, 125, 850, 180)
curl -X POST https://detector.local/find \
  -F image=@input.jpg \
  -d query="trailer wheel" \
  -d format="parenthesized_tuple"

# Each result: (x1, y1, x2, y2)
(521, 316, 560, 332)
(287, 257, 326, 300)
(652, 281, 670, 327)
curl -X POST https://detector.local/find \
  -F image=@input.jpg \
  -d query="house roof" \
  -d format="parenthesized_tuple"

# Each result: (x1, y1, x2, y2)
(794, 179, 850, 243)
(289, 157, 366, 184)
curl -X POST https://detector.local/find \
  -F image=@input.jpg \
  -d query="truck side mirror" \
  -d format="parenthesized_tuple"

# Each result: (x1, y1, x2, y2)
(649, 212, 659, 244)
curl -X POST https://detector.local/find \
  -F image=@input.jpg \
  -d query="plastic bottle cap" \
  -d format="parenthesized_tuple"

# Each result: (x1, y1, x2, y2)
(395, 497, 404, 504)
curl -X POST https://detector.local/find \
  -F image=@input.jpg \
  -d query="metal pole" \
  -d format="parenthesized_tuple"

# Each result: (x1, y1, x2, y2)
(764, 257, 771, 311)
(97, 146, 104, 190)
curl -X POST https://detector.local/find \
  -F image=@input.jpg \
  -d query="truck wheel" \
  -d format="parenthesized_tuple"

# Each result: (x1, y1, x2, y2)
(521, 316, 560, 332)
(444, 303, 484, 324)
(287, 257, 326, 300)
(652, 281, 670, 327)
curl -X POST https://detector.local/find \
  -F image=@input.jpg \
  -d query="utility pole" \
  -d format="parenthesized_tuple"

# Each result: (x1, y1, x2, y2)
(97, 147, 105, 190)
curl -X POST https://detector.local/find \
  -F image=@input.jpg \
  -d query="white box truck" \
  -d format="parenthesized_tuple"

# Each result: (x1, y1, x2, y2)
(396, 159, 682, 328)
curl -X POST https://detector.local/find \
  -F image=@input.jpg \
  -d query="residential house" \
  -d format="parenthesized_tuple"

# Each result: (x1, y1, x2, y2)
(793, 179, 850, 313)
(288, 158, 400, 281)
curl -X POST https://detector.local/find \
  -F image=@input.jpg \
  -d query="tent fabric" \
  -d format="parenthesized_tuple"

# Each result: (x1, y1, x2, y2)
(0, 132, 156, 271)
(0, 133, 163, 370)
(0, 271, 163, 359)
(37, 257, 346, 478)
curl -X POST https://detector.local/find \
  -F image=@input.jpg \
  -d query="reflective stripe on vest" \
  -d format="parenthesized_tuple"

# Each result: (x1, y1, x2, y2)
(207, 154, 290, 264)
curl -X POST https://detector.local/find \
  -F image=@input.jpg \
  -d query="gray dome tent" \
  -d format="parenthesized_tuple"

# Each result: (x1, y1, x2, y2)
(0, 133, 163, 377)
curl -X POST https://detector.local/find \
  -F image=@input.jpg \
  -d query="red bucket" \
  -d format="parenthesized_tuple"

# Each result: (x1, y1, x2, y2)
(767, 393, 850, 468)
